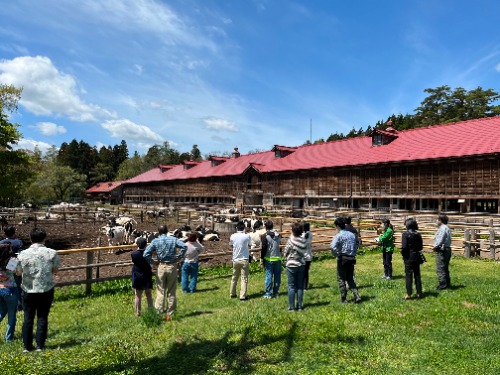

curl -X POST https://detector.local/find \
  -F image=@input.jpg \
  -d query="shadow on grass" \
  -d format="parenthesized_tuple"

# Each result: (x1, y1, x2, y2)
(61, 323, 300, 375)
(195, 285, 219, 292)
(448, 284, 465, 291)
(307, 283, 330, 290)
(179, 310, 214, 319)
(355, 283, 374, 290)
(304, 301, 330, 308)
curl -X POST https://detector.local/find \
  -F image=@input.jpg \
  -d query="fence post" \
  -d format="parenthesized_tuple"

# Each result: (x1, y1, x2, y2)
(96, 237, 101, 279)
(176, 210, 180, 224)
(86, 250, 93, 295)
(187, 211, 191, 226)
(464, 228, 470, 258)
(140, 210, 144, 223)
(471, 229, 478, 257)
(63, 208, 67, 229)
(489, 228, 496, 260)
(280, 217, 283, 232)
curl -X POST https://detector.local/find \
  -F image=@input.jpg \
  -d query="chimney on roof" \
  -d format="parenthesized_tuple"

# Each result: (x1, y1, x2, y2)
(232, 147, 240, 158)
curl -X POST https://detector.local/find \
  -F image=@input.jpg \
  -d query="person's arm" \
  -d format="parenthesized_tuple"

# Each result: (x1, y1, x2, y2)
(330, 236, 338, 257)
(260, 234, 268, 261)
(143, 243, 155, 264)
(378, 228, 392, 243)
(176, 239, 188, 259)
(434, 227, 445, 250)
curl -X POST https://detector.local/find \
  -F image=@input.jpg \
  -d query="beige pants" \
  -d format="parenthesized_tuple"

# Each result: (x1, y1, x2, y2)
(230, 259, 249, 299)
(155, 263, 177, 316)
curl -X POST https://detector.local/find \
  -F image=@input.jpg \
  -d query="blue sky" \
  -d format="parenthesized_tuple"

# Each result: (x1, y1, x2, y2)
(1, 0, 500, 157)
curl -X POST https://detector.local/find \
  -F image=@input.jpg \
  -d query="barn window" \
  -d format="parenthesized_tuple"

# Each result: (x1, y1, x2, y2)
(372, 134, 382, 146)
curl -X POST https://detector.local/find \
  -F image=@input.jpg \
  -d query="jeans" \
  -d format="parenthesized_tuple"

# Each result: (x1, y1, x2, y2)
(181, 262, 199, 293)
(0, 287, 18, 342)
(22, 288, 54, 350)
(230, 260, 249, 299)
(286, 265, 305, 309)
(264, 260, 282, 297)
(155, 263, 178, 316)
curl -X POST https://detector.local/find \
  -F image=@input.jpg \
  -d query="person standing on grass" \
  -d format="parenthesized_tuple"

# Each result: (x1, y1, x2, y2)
(131, 237, 153, 317)
(0, 243, 18, 343)
(330, 217, 361, 304)
(260, 221, 282, 299)
(434, 214, 452, 290)
(401, 219, 423, 300)
(284, 222, 307, 311)
(144, 225, 187, 321)
(375, 219, 395, 279)
(181, 232, 205, 294)
(302, 222, 313, 290)
(16, 228, 60, 352)
(229, 222, 251, 301)
(0, 226, 23, 311)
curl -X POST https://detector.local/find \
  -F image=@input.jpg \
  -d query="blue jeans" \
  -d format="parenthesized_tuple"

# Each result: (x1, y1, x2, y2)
(264, 260, 282, 297)
(181, 262, 199, 293)
(0, 288, 18, 342)
(286, 265, 305, 309)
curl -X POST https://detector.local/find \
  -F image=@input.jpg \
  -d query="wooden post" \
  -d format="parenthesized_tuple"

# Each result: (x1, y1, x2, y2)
(489, 228, 496, 260)
(187, 211, 191, 226)
(471, 229, 478, 257)
(63, 209, 67, 229)
(96, 237, 101, 279)
(85, 250, 93, 295)
(280, 217, 283, 232)
(176, 209, 180, 224)
(140, 210, 144, 223)
(464, 228, 470, 258)
(203, 213, 207, 228)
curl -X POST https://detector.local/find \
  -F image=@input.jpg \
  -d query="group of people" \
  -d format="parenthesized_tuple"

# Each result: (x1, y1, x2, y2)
(0, 226, 60, 353)
(134, 213, 454, 319)
(374, 214, 453, 299)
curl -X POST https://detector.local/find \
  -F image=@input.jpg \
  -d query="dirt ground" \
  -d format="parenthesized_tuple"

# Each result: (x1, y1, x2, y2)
(7, 217, 236, 285)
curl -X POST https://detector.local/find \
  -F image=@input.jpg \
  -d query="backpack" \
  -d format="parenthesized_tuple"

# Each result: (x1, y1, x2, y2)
(0, 242, 14, 271)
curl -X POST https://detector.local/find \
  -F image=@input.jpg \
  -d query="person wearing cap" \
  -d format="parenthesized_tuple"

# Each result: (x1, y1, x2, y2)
(144, 225, 187, 320)
(131, 237, 153, 317)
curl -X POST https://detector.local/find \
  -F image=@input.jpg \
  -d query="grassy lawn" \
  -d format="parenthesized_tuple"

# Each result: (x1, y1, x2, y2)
(0, 251, 498, 375)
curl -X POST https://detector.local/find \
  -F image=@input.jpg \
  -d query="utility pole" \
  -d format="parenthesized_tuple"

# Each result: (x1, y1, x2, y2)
(310, 118, 312, 144)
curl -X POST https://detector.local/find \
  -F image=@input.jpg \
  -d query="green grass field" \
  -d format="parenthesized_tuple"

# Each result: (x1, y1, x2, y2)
(0, 251, 498, 375)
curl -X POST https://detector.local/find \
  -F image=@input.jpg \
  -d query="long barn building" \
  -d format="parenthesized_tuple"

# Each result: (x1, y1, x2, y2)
(120, 117, 500, 213)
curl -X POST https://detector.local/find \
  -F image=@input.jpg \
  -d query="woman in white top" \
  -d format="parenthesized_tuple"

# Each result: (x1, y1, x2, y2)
(181, 232, 204, 293)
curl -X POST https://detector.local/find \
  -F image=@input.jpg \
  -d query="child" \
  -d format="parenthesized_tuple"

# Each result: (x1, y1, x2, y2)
(131, 238, 153, 317)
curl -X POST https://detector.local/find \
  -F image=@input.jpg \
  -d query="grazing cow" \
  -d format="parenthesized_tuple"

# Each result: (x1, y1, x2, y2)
(114, 216, 136, 243)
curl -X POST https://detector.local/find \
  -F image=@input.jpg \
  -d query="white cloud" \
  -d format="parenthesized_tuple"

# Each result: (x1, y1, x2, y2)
(495, 63, 500, 72)
(13, 138, 53, 154)
(101, 118, 164, 143)
(133, 64, 143, 75)
(35, 122, 67, 136)
(0, 56, 114, 122)
(203, 117, 239, 132)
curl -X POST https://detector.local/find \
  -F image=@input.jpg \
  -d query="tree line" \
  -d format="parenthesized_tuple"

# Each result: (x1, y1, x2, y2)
(310, 86, 500, 144)
(0, 83, 499, 206)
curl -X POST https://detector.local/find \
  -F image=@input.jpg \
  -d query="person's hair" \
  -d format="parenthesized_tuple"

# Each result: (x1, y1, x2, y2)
(405, 218, 418, 231)
(236, 222, 245, 232)
(303, 222, 310, 231)
(438, 214, 448, 225)
(253, 220, 263, 230)
(158, 225, 168, 234)
(265, 220, 273, 230)
(187, 232, 198, 242)
(291, 222, 303, 237)
(0, 242, 13, 271)
(4, 226, 16, 238)
(30, 228, 47, 243)
(344, 216, 352, 225)
(136, 237, 147, 250)
(382, 219, 394, 230)
(334, 217, 346, 229)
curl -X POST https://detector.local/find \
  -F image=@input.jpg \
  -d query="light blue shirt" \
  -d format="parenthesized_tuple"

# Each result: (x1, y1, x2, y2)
(434, 224, 452, 248)
(330, 230, 358, 257)
(144, 234, 187, 264)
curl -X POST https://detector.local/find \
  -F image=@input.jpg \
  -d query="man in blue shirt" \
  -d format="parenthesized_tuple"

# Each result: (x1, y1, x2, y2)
(144, 225, 187, 320)
(330, 217, 361, 304)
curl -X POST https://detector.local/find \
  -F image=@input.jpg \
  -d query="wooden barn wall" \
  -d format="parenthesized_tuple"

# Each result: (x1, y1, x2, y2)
(122, 156, 500, 201)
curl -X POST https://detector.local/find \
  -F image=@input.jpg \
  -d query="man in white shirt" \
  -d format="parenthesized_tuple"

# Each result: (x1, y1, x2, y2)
(229, 222, 251, 301)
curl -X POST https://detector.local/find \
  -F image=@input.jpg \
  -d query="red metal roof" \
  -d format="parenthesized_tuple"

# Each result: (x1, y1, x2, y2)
(124, 117, 500, 184)
(86, 181, 124, 193)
